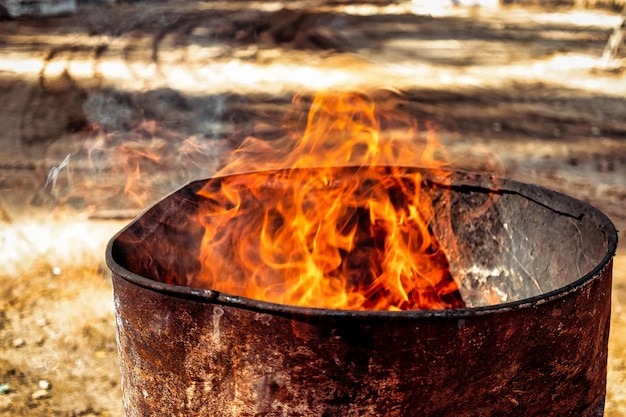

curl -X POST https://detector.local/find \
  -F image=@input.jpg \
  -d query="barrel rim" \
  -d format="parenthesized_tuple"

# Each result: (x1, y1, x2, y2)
(105, 166, 618, 319)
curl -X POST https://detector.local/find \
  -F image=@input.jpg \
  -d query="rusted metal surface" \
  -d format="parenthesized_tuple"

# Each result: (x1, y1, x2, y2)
(107, 167, 617, 417)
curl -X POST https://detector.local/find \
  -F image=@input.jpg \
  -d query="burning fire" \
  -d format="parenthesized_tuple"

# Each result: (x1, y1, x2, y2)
(195, 91, 465, 310)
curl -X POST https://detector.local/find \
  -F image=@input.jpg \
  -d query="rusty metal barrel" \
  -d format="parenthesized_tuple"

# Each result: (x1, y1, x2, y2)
(106, 168, 617, 417)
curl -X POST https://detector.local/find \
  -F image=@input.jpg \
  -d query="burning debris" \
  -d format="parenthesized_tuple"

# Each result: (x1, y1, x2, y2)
(195, 166, 466, 311)
(194, 91, 465, 310)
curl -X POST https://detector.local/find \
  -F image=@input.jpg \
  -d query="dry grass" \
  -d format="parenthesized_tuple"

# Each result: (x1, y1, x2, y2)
(606, 251, 626, 416)
(0, 209, 125, 416)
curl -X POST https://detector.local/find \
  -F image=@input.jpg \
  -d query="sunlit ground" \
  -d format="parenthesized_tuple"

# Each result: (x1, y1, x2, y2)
(0, 6, 624, 95)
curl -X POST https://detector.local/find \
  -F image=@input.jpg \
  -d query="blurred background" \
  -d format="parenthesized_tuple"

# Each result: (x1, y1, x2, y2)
(0, 0, 625, 415)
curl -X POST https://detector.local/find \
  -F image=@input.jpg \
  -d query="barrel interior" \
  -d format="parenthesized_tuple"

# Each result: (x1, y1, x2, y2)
(108, 167, 615, 309)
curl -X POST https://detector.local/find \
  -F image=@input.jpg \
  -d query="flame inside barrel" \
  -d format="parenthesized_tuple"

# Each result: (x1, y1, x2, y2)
(194, 91, 465, 310)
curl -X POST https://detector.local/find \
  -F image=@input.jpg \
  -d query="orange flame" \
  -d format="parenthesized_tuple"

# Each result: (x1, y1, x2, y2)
(195, 91, 465, 310)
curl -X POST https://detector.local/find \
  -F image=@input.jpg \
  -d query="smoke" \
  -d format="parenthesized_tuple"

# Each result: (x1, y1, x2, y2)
(33, 89, 236, 216)
(24, 0, 513, 218)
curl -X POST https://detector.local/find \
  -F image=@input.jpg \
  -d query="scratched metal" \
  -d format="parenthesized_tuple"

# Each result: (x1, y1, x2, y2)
(106, 167, 617, 417)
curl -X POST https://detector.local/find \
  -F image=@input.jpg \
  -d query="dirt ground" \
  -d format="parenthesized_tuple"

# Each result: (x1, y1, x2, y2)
(0, 1, 625, 416)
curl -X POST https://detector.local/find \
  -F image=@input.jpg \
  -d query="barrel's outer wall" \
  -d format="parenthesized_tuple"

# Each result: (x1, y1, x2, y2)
(112, 259, 611, 417)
